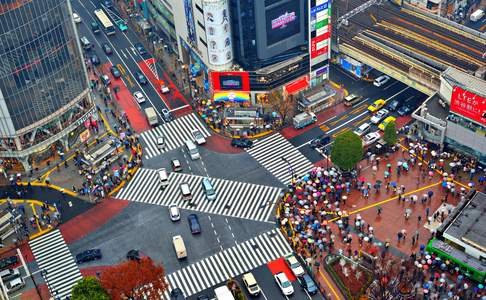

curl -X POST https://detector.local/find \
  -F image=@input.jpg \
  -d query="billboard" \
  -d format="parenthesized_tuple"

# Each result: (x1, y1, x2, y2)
(203, 0, 233, 66)
(450, 86, 486, 125)
(309, 0, 331, 86)
(266, 1, 301, 46)
(183, 0, 197, 45)
(211, 71, 250, 92)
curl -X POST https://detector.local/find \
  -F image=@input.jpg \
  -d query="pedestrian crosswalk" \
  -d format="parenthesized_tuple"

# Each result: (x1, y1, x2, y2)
(140, 113, 211, 159)
(246, 133, 314, 185)
(116, 168, 281, 222)
(29, 229, 82, 300)
(164, 228, 292, 298)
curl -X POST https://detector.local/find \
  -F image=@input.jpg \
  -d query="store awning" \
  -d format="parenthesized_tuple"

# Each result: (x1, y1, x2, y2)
(284, 76, 309, 95)
(214, 91, 250, 103)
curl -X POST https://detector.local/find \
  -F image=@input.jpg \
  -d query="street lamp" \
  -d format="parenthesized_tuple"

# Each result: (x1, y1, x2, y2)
(281, 157, 295, 183)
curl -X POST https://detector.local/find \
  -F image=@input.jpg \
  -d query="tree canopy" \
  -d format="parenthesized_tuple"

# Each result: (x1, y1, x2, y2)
(383, 121, 397, 146)
(72, 276, 110, 300)
(267, 90, 294, 124)
(331, 131, 363, 171)
(100, 257, 168, 300)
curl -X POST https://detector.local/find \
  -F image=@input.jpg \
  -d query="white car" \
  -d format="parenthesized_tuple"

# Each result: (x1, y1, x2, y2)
(370, 108, 389, 124)
(285, 254, 305, 277)
(362, 131, 381, 146)
(156, 136, 166, 149)
(274, 272, 294, 296)
(191, 129, 206, 145)
(161, 85, 170, 94)
(168, 204, 180, 221)
(373, 75, 391, 87)
(133, 91, 146, 104)
(72, 12, 82, 23)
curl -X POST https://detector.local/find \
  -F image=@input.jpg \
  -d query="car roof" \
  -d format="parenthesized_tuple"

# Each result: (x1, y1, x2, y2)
(286, 255, 298, 263)
(276, 272, 288, 280)
(243, 273, 257, 284)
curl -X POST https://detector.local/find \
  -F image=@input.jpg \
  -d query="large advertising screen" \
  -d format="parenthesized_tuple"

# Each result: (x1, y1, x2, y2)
(211, 71, 250, 92)
(450, 86, 486, 125)
(265, 1, 301, 46)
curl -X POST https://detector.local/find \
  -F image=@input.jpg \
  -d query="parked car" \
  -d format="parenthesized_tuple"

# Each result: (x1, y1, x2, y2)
(309, 135, 331, 148)
(191, 129, 206, 145)
(0, 256, 18, 270)
(135, 71, 148, 85)
(110, 66, 121, 78)
(274, 272, 294, 296)
(344, 93, 363, 106)
(370, 108, 389, 124)
(76, 249, 102, 264)
(171, 159, 182, 172)
(285, 254, 305, 277)
(126, 249, 141, 261)
(397, 105, 412, 116)
(90, 54, 100, 65)
(378, 116, 397, 131)
(297, 274, 318, 295)
(134, 43, 147, 56)
(368, 99, 386, 112)
(387, 99, 401, 111)
(187, 214, 201, 234)
(362, 131, 381, 146)
(102, 43, 113, 55)
(169, 204, 180, 222)
(242, 272, 261, 296)
(231, 138, 253, 148)
(161, 109, 173, 122)
(373, 75, 390, 87)
(72, 12, 81, 23)
(0, 268, 21, 282)
(6, 277, 25, 294)
(133, 91, 146, 104)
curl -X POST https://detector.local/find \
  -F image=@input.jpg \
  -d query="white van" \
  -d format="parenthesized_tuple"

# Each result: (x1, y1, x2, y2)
(0, 268, 20, 282)
(214, 285, 235, 300)
(185, 140, 200, 160)
(172, 235, 187, 259)
(353, 122, 371, 136)
(202, 178, 216, 201)
(158, 168, 169, 190)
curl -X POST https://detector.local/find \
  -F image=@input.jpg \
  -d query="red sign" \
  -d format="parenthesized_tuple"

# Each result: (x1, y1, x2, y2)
(284, 75, 309, 95)
(450, 86, 486, 125)
(210, 71, 250, 92)
(311, 46, 328, 59)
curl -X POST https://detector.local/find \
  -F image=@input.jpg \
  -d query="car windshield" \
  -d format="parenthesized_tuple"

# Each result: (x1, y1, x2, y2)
(194, 131, 203, 138)
(281, 280, 291, 288)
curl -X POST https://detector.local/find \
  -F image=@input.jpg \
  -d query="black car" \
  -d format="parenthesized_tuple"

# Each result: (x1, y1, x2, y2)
(397, 105, 412, 116)
(297, 274, 318, 295)
(231, 138, 253, 148)
(134, 43, 147, 56)
(309, 135, 331, 148)
(76, 249, 102, 264)
(90, 54, 100, 65)
(196, 295, 209, 300)
(101, 43, 113, 55)
(170, 287, 185, 300)
(126, 249, 140, 261)
(0, 256, 18, 270)
(387, 99, 400, 111)
(135, 71, 148, 85)
(187, 214, 201, 234)
(110, 66, 121, 78)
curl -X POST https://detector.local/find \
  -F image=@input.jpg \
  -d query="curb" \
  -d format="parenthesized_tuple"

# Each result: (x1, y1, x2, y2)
(17, 182, 78, 197)
(329, 80, 350, 97)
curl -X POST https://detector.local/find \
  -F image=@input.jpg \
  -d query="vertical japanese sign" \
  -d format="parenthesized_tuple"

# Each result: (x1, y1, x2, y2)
(309, 0, 331, 86)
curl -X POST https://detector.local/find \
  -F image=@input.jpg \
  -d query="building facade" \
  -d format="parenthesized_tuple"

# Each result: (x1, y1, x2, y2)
(0, 0, 95, 170)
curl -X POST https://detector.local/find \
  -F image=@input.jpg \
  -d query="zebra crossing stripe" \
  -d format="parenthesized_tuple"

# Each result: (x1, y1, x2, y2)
(29, 230, 82, 300)
(140, 113, 211, 159)
(246, 133, 314, 185)
(116, 169, 280, 223)
(165, 229, 292, 297)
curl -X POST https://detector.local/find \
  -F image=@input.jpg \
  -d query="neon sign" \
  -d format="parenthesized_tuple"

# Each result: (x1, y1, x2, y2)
(271, 11, 296, 29)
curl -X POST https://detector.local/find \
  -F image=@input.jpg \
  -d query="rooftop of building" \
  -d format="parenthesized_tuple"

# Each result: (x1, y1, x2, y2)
(443, 191, 486, 254)
(424, 93, 450, 120)
(442, 67, 486, 98)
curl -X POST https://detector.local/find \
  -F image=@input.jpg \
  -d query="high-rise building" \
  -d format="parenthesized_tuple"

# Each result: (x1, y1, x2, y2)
(0, 0, 95, 171)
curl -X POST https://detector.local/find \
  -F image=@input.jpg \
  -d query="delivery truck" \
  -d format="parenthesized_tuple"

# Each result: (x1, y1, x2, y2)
(172, 235, 187, 259)
(293, 112, 317, 129)
(214, 286, 235, 300)
(470, 9, 484, 21)
(144, 107, 158, 126)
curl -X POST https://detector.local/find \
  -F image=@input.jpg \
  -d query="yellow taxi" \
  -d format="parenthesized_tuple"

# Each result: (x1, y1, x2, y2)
(378, 116, 397, 131)
(368, 99, 386, 113)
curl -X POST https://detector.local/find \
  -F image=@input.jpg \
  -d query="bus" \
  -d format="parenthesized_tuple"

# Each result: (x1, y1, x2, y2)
(94, 9, 115, 35)
(426, 239, 486, 283)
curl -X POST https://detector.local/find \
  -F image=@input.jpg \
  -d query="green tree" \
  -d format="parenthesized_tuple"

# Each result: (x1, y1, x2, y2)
(331, 131, 363, 170)
(383, 121, 397, 146)
(72, 277, 110, 300)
